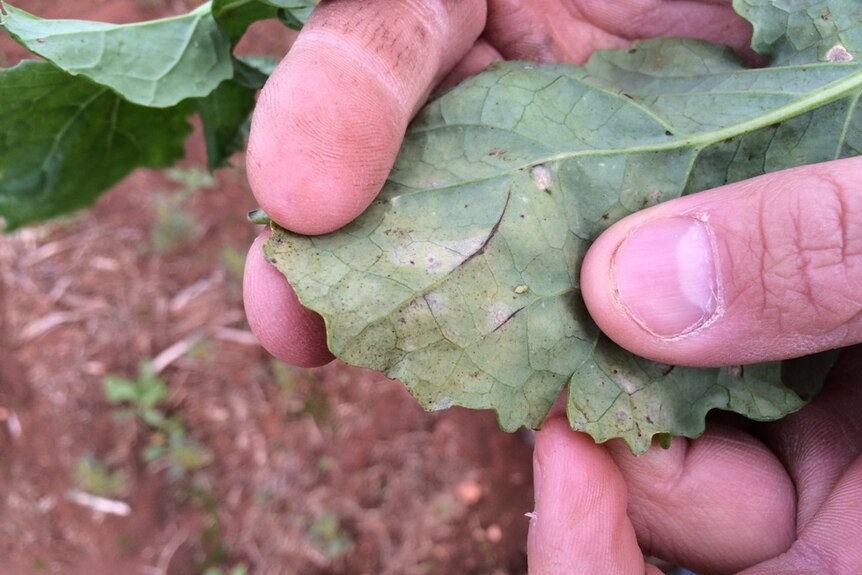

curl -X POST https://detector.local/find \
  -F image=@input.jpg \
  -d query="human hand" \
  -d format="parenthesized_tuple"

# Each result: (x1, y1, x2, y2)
(524, 107, 862, 571)
(529, 123, 862, 573)
(242, 3, 862, 571)
(242, 0, 768, 365)
(529, 346, 862, 574)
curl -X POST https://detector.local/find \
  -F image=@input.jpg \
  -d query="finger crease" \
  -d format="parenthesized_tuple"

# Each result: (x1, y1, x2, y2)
(298, 27, 436, 119)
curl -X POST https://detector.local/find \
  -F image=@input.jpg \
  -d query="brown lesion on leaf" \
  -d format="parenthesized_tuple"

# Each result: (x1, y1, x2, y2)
(491, 306, 525, 333)
(462, 188, 511, 267)
(488, 148, 516, 162)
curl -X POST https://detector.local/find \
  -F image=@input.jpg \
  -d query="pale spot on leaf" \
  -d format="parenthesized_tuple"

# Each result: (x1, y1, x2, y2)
(530, 164, 553, 191)
(826, 44, 853, 62)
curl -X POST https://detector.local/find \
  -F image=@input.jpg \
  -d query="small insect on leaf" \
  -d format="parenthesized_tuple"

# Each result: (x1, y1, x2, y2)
(826, 44, 854, 62)
(530, 164, 553, 193)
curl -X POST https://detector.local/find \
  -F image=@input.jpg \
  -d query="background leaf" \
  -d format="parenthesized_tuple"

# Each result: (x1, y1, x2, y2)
(0, 61, 192, 231)
(0, 1, 233, 107)
(212, 0, 317, 43)
(195, 57, 274, 170)
(266, 39, 861, 453)
(736, 0, 862, 64)
(0, 1, 280, 225)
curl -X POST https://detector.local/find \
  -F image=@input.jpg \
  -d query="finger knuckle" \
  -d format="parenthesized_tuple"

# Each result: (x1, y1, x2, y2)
(311, 1, 447, 81)
(762, 174, 862, 335)
(790, 537, 843, 574)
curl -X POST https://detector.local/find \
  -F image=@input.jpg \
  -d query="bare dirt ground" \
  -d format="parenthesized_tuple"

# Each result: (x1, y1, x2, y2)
(1, 2, 534, 573)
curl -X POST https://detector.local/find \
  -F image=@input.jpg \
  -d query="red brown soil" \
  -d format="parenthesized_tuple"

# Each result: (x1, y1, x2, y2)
(1, 1, 533, 574)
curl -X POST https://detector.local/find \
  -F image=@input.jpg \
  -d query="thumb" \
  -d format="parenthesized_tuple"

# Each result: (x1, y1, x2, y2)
(581, 157, 862, 367)
(527, 417, 656, 575)
(246, 0, 486, 235)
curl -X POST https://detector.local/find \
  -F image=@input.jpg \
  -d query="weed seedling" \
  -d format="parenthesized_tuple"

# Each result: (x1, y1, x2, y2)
(103, 362, 213, 479)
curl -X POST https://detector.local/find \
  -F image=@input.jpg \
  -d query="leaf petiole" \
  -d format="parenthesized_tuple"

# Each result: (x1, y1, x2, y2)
(247, 208, 272, 225)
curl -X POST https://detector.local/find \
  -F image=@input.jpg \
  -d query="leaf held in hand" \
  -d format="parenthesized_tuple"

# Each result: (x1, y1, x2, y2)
(266, 36, 861, 453)
(735, 0, 862, 65)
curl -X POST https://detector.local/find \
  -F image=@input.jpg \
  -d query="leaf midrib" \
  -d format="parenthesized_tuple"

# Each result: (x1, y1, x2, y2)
(391, 65, 862, 196)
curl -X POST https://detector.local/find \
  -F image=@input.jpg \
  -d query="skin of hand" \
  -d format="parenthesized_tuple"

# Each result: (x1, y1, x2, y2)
(241, 1, 862, 573)
(531, 346, 862, 574)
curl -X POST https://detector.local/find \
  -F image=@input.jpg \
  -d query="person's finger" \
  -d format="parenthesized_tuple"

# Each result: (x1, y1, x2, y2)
(528, 417, 660, 575)
(606, 426, 796, 574)
(739, 456, 862, 575)
(758, 346, 862, 531)
(247, 0, 486, 235)
(581, 157, 862, 367)
(435, 38, 502, 91)
(485, 0, 760, 65)
(243, 233, 334, 366)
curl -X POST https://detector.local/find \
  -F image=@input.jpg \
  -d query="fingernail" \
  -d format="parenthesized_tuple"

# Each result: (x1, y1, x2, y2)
(613, 217, 718, 337)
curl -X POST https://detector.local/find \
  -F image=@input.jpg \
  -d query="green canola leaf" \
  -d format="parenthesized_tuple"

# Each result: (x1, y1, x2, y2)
(0, 61, 192, 231)
(196, 78, 258, 170)
(212, 0, 318, 43)
(265, 39, 862, 453)
(0, 1, 233, 107)
(736, 0, 862, 65)
(204, 0, 317, 165)
(206, 0, 314, 168)
(0, 0, 283, 222)
(196, 56, 276, 170)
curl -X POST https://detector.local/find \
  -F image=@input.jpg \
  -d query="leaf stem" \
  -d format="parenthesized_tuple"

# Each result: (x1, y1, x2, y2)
(247, 208, 271, 225)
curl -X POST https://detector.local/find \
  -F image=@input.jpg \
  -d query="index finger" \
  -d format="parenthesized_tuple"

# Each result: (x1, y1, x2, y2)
(246, 0, 487, 235)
